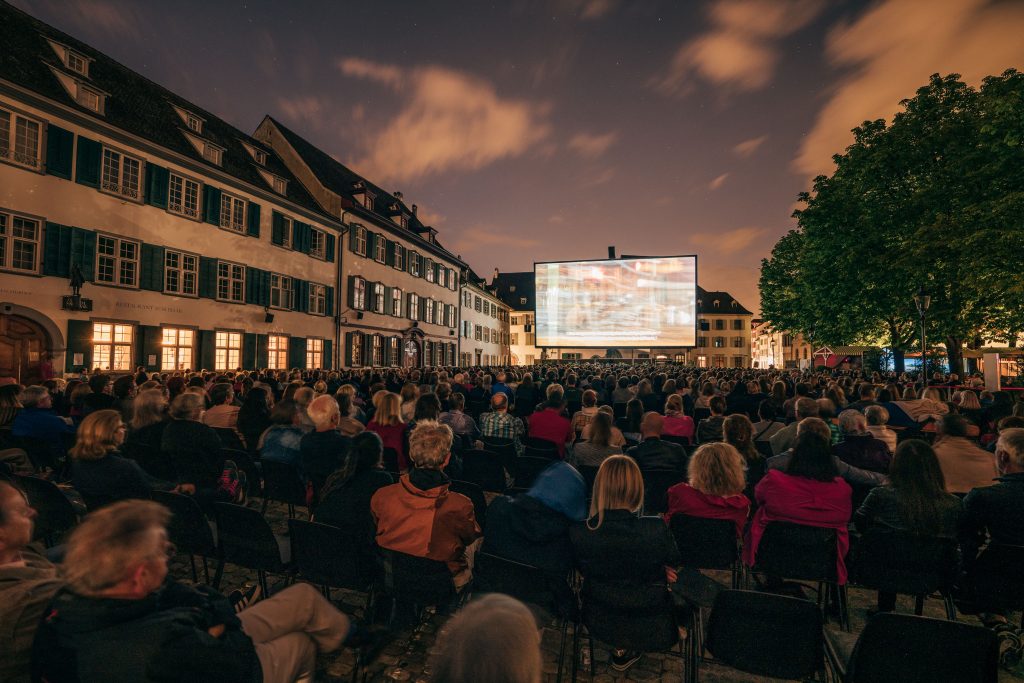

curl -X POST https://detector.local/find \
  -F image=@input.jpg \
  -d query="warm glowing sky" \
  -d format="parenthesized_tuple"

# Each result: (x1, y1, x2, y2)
(17, 0, 1024, 314)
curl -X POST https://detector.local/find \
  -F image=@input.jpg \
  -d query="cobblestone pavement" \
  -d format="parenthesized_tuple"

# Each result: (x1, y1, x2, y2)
(169, 499, 1018, 682)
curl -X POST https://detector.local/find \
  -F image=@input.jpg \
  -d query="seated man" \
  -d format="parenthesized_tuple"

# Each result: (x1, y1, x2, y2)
(767, 418, 887, 489)
(527, 389, 574, 459)
(201, 383, 240, 431)
(300, 395, 351, 494)
(0, 481, 65, 683)
(438, 393, 481, 446)
(371, 421, 481, 589)
(832, 409, 891, 473)
(933, 414, 997, 494)
(479, 393, 524, 453)
(695, 395, 727, 444)
(570, 390, 600, 435)
(847, 384, 879, 413)
(626, 412, 687, 473)
(11, 386, 75, 466)
(769, 397, 818, 455)
(865, 405, 897, 454)
(33, 499, 382, 683)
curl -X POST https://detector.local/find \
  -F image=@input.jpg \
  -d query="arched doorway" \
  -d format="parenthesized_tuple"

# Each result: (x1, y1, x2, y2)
(0, 314, 51, 384)
(403, 338, 421, 368)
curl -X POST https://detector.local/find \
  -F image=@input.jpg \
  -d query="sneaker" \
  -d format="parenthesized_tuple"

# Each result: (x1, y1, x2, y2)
(229, 582, 261, 613)
(610, 649, 641, 672)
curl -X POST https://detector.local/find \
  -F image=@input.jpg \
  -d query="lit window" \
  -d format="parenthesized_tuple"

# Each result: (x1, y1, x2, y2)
(374, 235, 387, 263)
(352, 225, 367, 256)
(390, 287, 402, 316)
(215, 331, 241, 370)
(372, 335, 384, 367)
(0, 109, 42, 169)
(407, 293, 419, 320)
(219, 193, 246, 232)
(161, 327, 194, 370)
(362, 192, 374, 210)
(168, 173, 200, 218)
(0, 213, 40, 273)
(268, 335, 288, 370)
(408, 251, 420, 277)
(424, 299, 435, 324)
(96, 235, 139, 287)
(306, 338, 323, 369)
(484, 327, 490, 343)
(351, 277, 366, 310)
(101, 149, 141, 199)
(76, 85, 101, 112)
(393, 242, 404, 270)
(349, 333, 363, 367)
(203, 143, 222, 165)
(92, 322, 133, 371)
(310, 228, 326, 259)
(373, 282, 385, 313)
(270, 273, 293, 309)
(425, 258, 435, 283)
(308, 283, 327, 315)
(388, 337, 400, 367)
(164, 250, 198, 296)
(217, 261, 245, 302)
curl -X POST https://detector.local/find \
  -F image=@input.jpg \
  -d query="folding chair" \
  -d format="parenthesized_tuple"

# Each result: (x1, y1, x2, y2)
(152, 489, 218, 584)
(213, 502, 292, 596)
(259, 459, 308, 518)
(15, 474, 79, 546)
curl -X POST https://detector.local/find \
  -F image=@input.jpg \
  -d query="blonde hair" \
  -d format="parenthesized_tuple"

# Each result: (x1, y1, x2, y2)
(664, 394, 683, 414)
(131, 389, 167, 430)
(920, 387, 942, 402)
(374, 392, 404, 426)
(293, 386, 314, 408)
(69, 409, 123, 461)
(959, 391, 982, 410)
(307, 395, 340, 429)
(688, 443, 746, 497)
(408, 420, 453, 469)
(588, 455, 643, 530)
(170, 392, 204, 420)
(63, 500, 170, 596)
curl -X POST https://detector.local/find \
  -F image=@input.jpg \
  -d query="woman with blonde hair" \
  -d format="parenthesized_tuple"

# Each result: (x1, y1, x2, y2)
(662, 394, 695, 444)
(367, 391, 407, 469)
(664, 443, 750, 536)
(572, 411, 623, 467)
(569, 455, 682, 673)
(724, 413, 766, 492)
(124, 389, 170, 449)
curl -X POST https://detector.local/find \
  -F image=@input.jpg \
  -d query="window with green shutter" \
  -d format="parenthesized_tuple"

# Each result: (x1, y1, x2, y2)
(139, 243, 165, 291)
(198, 257, 218, 298)
(246, 202, 261, 237)
(202, 186, 222, 225)
(322, 339, 333, 370)
(45, 125, 74, 179)
(75, 136, 102, 188)
(271, 211, 286, 246)
(325, 233, 335, 262)
(144, 163, 169, 208)
(65, 319, 94, 371)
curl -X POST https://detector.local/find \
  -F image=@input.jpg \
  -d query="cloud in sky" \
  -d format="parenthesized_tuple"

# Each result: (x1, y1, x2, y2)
(691, 226, 768, 254)
(338, 57, 551, 182)
(651, 0, 823, 96)
(567, 131, 618, 158)
(733, 134, 768, 157)
(708, 172, 729, 191)
(796, 0, 1024, 176)
(450, 226, 541, 256)
(276, 96, 327, 129)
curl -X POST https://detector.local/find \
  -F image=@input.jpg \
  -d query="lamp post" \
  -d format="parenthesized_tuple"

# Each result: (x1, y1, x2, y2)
(770, 339, 777, 368)
(914, 285, 931, 380)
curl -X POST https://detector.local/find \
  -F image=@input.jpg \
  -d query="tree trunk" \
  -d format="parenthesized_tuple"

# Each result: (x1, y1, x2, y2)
(946, 336, 963, 376)
(893, 348, 906, 374)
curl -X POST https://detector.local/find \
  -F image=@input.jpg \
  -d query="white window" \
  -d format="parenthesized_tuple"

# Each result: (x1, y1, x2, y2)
(351, 277, 366, 310)
(164, 250, 198, 296)
(96, 235, 139, 287)
(408, 293, 419, 320)
(308, 283, 327, 315)
(306, 338, 323, 369)
(217, 261, 245, 302)
(219, 193, 246, 232)
(215, 331, 241, 370)
(350, 333, 363, 367)
(389, 337, 400, 367)
(374, 235, 386, 263)
(168, 173, 200, 219)
(270, 273, 293, 309)
(101, 148, 141, 199)
(475, 325, 482, 341)
(250, 147, 266, 165)
(520, 297, 527, 306)
(272, 176, 287, 194)
(352, 225, 367, 256)
(393, 242, 404, 270)
(161, 327, 194, 370)
(0, 109, 42, 169)
(92, 322, 133, 371)
(391, 287, 402, 316)
(310, 228, 326, 259)
(203, 143, 223, 165)
(425, 258, 435, 283)
(268, 335, 288, 370)
(186, 113, 202, 134)
(409, 251, 420, 276)
(484, 327, 490, 343)
(66, 50, 88, 75)
(474, 296, 481, 312)
(277, 215, 293, 249)
(0, 213, 40, 273)
(424, 298, 435, 324)
(373, 282, 385, 313)
(371, 335, 384, 366)
(76, 85, 101, 112)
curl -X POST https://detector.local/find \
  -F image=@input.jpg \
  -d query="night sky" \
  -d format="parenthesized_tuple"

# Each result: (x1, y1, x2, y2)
(14, 0, 1024, 314)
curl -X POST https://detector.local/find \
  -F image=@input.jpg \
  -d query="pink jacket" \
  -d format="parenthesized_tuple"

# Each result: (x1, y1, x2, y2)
(743, 469, 853, 584)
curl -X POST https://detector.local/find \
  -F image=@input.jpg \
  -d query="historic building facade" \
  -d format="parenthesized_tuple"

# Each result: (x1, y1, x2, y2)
(751, 319, 813, 369)
(459, 273, 510, 366)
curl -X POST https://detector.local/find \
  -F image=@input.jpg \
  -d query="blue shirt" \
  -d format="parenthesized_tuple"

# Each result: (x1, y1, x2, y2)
(260, 425, 308, 467)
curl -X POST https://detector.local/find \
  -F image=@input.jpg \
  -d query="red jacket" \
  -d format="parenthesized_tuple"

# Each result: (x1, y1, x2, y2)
(528, 408, 574, 458)
(368, 420, 407, 469)
(743, 469, 852, 584)
(663, 483, 750, 538)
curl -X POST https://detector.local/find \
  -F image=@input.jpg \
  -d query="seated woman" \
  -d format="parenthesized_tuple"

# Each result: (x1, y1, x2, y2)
(572, 412, 623, 468)
(665, 442, 750, 537)
(724, 414, 766, 493)
(258, 399, 308, 467)
(832, 409, 891, 473)
(616, 399, 645, 443)
(581, 405, 626, 447)
(335, 392, 365, 438)
(237, 387, 273, 452)
(569, 455, 682, 673)
(124, 389, 169, 450)
(160, 392, 224, 503)
(367, 392, 408, 470)
(853, 440, 962, 613)
(71, 410, 179, 509)
(743, 425, 853, 584)
(316, 431, 393, 549)
(662, 394, 695, 444)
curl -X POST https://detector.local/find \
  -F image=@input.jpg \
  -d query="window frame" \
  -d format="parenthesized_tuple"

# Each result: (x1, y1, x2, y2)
(91, 321, 134, 372)
(407, 293, 419, 321)
(408, 250, 420, 277)
(306, 338, 324, 370)
(161, 326, 195, 371)
(163, 249, 199, 297)
(214, 330, 243, 371)
(0, 210, 42, 274)
(374, 234, 387, 264)
(309, 227, 327, 260)
(219, 191, 247, 234)
(95, 233, 140, 288)
(216, 259, 246, 303)
(351, 276, 366, 310)
(390, 287, 403, 317)
(167, 172, 202, 220)
(308, 282, 327, 316)
(0, 107, 43, 171)
(270, 273, 294, 310)
(267, 334, 289, 370)
(424, 258, 435, 283)
(100, 146, 143, 201)
(392, 242, 404, 270)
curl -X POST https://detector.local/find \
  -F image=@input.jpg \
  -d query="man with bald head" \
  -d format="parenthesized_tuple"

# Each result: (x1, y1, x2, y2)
(626, 411, 687, 473)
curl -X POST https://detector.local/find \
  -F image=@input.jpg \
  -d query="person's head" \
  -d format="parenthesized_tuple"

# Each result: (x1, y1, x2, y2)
(920, 387, 942, 402)
(0, 481, 36, 562)
(838, 409, 867, 435)
(723, 414, 758, 461)
(859, 384, 876, 401)
(375, 392, 404, 426)
(169, 391, 204, 421)
(664, 394, 683, 415)
(996, 428, 1024, 476)
(448, 392, 466, 413)
(864, 405, 889, 427)
(408, 420, 453, 470)
(795, 397, 819, 420)
(111, 375, 135, 401)
(307, 395, 341, 431)
(999, 416, 1024, 432)
(293, 386, 314, 410)
(582, 389, 597, 408)
(491, 391, 509, 412)
(63, 500, 171, 598)
(88, 373, 111, 395)
(209, 383, 234, 406)
(526, 461, 587, 521)
(624, 399, 644, 429)
(937, 413, 969, 438)
(709, 395, 727, 416)
(130, 389, 167, 430)
(958, 391, 982, 411)
(588, 455, 643, 530)
(545, 388, 564, 410)
(70, 409, 126, 460)
(757, 400, 777, 422)
(588, 411, 613, 448)
(816, 398, 836, 420)
(888, 440, 950, 534)
(431, 594, 542, 683)
(640, 411, 664, 438)
(688, 443, 746, 497)
(414, 392, 442, 422)
(269, 398, 299, 426)
(786, 425, 838, 482)
(18, 385, 51, 410)
(400, 382, 419, 404)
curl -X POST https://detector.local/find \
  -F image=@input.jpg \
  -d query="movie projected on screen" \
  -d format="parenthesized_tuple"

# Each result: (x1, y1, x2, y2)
(534, 256, 697, 348)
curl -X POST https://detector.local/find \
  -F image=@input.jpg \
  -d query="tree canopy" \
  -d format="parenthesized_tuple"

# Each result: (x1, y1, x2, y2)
(760, 70, 1024, 373)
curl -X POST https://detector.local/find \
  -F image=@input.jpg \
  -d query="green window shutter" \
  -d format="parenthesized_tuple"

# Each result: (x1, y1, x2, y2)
(140, 243, 165, 291)
(292, 221, 303, 252)
(75, 136, 102, 188)
(344, 333, 353, 368)
(260, 270, 271, 307)
(242, 333, 257, 369)
(255, 334, 268, 369)
(245, 267, 262, 304)
(325, 233, 336, 262)
(198, 330, 216, 370)
(144, 163, 169, 208)
(302, 223, 313, 253)
(246, 202, 261, 237)
(202, 186, 222, 225)
(384, 239, 395, 266)
(322, 339, 333, 370)
(348, 226, 358, 252)
(325, 286, 335, 317)
(289, 337, 307, 370)
(43, 222, 71, 277)
(383, 286, 392, 315)
(70, 228, 96, 281)
(347, 275, 357, 309)
(138, 325, 162, 371)
(65, 319, 94, 372)
(45, 125, 74, 179)
(271, 211, 285, 245)
(199, 257, 217, 299)
(295, 280, 309, 313)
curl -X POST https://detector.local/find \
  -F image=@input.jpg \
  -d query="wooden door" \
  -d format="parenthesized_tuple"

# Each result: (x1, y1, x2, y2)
(0, 314, 49, 384)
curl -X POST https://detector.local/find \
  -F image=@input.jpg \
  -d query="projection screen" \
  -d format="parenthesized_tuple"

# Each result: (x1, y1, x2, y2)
(534, 255, 697, 348)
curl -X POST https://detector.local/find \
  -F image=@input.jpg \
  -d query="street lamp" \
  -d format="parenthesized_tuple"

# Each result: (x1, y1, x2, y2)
(770, 339, 777, 368)
(914, 285, 931, 379)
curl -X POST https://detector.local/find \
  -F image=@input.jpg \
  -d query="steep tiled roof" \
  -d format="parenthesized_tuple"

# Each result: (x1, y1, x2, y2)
(0, 1, 328, 219)
(696, 288, 753, 315)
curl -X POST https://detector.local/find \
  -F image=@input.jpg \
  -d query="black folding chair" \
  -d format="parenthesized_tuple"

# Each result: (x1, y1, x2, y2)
(754, 440, 774, 458)
(460, 449, 506, 493)
(378, 549, 458, 626)
(152, 490, 218, 584)
(214, 428, 246, 452)
(958, 543, 1024, 627)
(213, 502, 292, 596)
(480, 436, 518, 480)
(577, 464, 599, 500)
(259, 459, 308, 518)
(850, 530, 958, 619)
(523, 436, 559, 460)
(612, 403, 628, 420)
(662, 434, 692, 447)
(693, 408, 711, 423)
(381, 447, 401, 476)
(669, 514, 742, 588)
(641, 469, 685, 515)
(514, 456, 554, 489)
(220, 448, 261, 500)
(17, 435, 65, 476)
(15, 474, 79, 546)
(824, 612, 998, 683)
(288, 519, 377, 598)
(703, 589, 824, 681)
(449, 479, 488, 531)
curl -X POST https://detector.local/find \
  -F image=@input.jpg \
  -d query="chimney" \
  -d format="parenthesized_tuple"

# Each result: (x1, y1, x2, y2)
(411, 204, 417, 215)
(393, 191, 403, 200)
(493, 267, 499, 283)
(608, 246, 616, 258)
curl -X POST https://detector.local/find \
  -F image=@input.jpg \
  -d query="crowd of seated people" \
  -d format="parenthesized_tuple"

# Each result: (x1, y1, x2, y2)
(1, 361, 1023, 680)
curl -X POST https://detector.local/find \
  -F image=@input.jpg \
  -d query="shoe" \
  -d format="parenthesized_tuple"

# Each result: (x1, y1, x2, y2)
(347, 624, 392, 666)
(229, 582, 261, 613)
(610, 650, 641, 672)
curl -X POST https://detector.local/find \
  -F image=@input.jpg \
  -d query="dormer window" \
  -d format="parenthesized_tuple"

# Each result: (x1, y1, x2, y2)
(362, 191, 374, 210)
(272, 177, 286, 194)
(47, 63, 106, 115)
(399, 213, 410, 229)
(256, 168, 287, 195)
(714, 299, 720, 308)
(186, 114, 202, 133)
(202, 142, 223, 166)
(76, 85, 101, 112)
(242, 142, 267, 166)
(67, 51, 88, 76)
